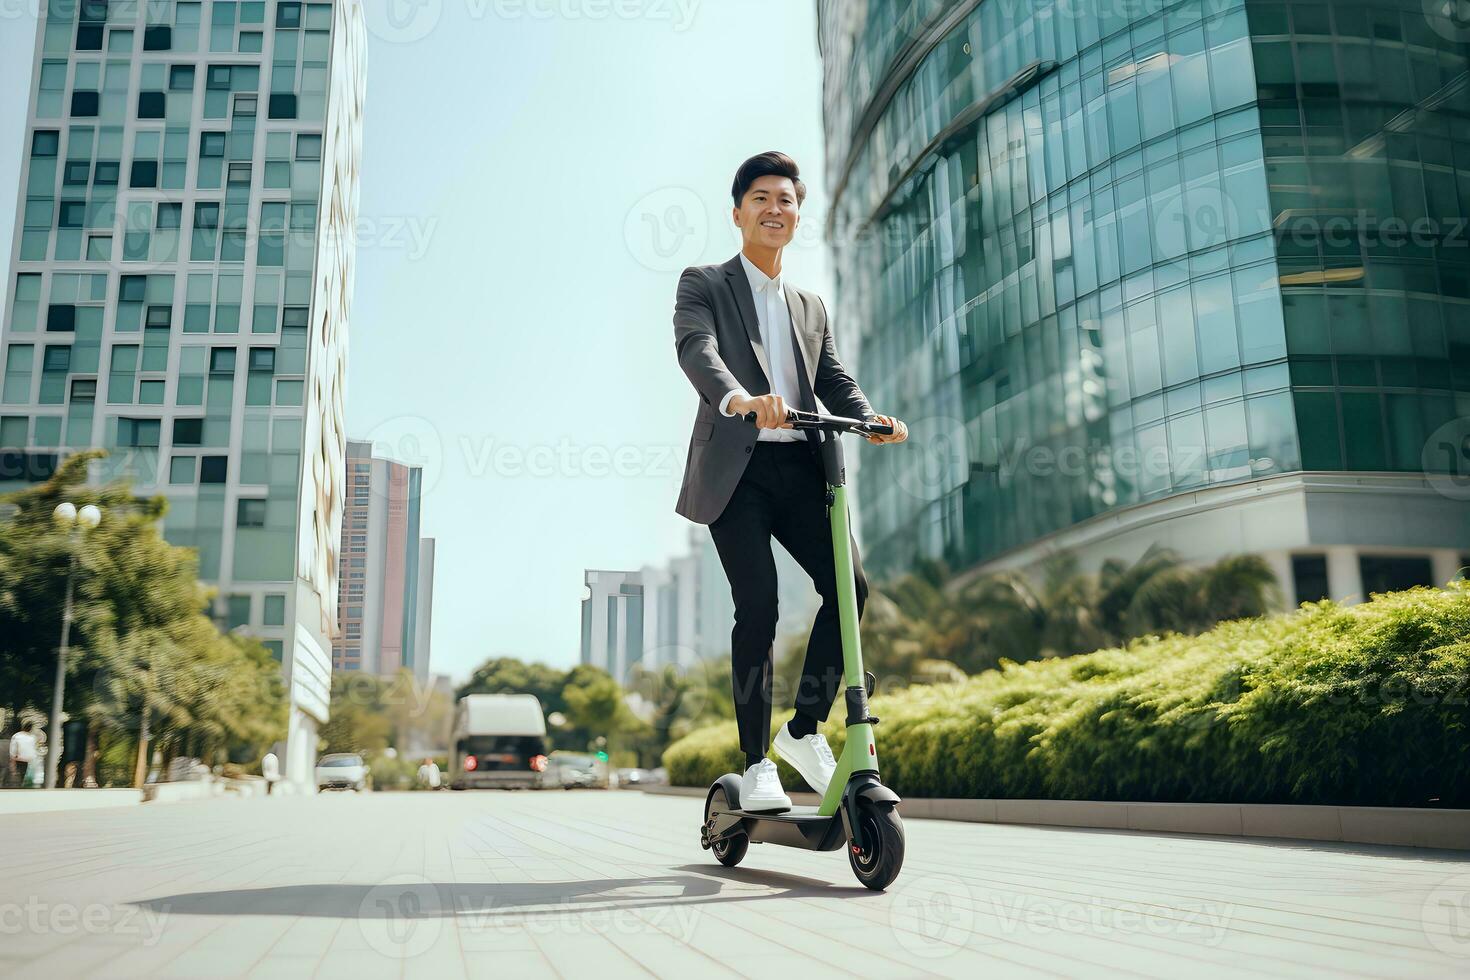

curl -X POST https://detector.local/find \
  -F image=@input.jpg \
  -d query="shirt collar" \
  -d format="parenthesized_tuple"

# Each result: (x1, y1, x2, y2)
(739, 252, 783, 294)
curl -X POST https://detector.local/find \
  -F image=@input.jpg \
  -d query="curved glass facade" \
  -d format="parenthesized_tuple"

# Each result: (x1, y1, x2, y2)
(818, 0, 1470, 581)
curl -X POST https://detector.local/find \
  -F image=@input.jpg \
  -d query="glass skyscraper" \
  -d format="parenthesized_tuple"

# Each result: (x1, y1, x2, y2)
(1, 0, 367, 781)
(818, 0, 1470, 605)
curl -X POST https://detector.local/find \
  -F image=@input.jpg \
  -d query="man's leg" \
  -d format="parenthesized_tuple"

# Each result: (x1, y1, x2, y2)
(771, 450, 870, 733)
(708, 450, 782, 766)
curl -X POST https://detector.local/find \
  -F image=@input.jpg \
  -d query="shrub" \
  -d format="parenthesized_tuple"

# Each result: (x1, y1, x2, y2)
(663, 583, 1470, 806)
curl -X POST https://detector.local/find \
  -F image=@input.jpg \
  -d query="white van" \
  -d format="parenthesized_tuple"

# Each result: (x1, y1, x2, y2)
(449, 694, 549, 790)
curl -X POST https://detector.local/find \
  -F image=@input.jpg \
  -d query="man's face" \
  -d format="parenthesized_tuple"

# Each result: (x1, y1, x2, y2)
(734, 175, 800, 250)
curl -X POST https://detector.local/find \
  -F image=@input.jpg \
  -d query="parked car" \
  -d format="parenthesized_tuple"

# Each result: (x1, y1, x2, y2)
(616, 767, 651, 788)
(549, 752, 604, 789)
(315, 753, 370, 792)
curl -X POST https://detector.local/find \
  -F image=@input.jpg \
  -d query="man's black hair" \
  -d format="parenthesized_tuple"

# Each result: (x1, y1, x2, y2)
(731, 151, 807, 209)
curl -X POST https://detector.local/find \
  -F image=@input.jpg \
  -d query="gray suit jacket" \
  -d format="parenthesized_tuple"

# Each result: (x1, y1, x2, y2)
(673, 252, 873, 525)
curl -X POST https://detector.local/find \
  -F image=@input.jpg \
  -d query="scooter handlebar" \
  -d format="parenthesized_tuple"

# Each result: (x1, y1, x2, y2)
(741, 408, 894, 436)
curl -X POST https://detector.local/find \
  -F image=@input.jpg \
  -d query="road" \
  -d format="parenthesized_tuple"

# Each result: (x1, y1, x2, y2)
(1, 789, 1466, 978)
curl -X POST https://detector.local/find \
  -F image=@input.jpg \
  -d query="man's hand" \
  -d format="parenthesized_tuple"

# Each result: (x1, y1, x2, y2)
(866, 414, 908, 445)
(729, 393, 793, 430)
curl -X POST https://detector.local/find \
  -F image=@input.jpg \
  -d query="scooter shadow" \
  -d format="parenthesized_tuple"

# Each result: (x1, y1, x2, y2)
(669, 863, 879, 898)
(130, 866, 875, 921)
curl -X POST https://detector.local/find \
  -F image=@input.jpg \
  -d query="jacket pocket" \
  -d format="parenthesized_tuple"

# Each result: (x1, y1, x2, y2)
(693, 420, 714, 443)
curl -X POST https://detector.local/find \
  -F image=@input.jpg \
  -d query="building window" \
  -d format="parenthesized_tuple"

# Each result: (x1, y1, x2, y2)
(1359, 555, 1432, 597)
(118, 418, 161, 448)
(199, 455, 227, 483)
(76, 23, 103, 49)
(1291, 554, 1328, 606)
(47, 305, 76, 332)
(173, 417, 203, 445)
(71, 90, 100, 116)
(237, 498, 266, 527)
(137, 91, 165, 118)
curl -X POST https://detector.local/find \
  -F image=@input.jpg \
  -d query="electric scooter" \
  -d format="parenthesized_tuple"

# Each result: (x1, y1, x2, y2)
(699, 407, 905, 891)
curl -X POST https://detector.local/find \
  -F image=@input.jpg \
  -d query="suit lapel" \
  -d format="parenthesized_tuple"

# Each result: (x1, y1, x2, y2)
(784, 281, 819, 397)
(724, 255, 771, 387)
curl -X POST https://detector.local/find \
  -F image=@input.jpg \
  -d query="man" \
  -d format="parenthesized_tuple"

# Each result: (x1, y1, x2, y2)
(673, 151, 907, 812)
(261, 750, 280, 795)
(8, 722, 38, 789)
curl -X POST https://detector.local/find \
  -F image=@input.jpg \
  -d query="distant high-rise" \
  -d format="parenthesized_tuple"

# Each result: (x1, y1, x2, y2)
(580, 526, 819, 679)
(335, 438, 434, 679)
(1, 0, 368, 782)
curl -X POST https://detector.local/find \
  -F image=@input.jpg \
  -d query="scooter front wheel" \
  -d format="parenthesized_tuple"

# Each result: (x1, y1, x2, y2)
(848, 804, 904, 890)
(705, 784, 749, 868)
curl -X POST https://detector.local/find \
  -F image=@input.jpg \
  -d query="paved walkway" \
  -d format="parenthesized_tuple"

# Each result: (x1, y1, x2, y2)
(1, 790, 1466, 978)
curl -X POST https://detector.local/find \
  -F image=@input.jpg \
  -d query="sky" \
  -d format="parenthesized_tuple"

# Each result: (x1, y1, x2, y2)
(0, 0, 837, 683)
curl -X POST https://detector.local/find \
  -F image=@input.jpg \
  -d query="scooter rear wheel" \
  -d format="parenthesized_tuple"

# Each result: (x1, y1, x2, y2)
(705, 785, 748, 867)
(848, 804, 904, 890)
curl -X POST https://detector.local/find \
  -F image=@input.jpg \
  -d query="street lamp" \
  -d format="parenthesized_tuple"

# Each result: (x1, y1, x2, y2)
(47, 501, 101, 790)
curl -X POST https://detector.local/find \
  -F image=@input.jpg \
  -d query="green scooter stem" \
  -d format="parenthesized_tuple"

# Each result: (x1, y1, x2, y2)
(816, 480, 878, 818)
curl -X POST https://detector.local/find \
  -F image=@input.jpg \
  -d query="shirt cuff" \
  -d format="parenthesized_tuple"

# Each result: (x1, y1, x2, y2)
(719, 388, 750, 417)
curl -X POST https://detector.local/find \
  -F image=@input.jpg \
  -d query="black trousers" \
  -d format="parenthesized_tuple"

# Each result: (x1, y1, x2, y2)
(709, 439, 869, 759)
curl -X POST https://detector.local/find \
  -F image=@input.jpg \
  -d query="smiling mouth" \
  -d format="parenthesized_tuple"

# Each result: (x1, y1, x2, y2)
(761, 221, 784, 230)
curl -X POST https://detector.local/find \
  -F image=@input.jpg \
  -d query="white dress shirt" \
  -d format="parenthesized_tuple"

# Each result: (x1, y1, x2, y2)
(9, 730, 37, 764)
(718, 252, 808, 442)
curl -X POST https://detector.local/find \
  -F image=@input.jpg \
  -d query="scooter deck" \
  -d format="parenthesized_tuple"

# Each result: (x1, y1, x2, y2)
(727, 805, 828, 823)
(717, 804, 846, 851)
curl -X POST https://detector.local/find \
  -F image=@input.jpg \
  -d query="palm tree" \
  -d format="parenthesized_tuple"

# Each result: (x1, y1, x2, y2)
(868, 545, 1281, 678)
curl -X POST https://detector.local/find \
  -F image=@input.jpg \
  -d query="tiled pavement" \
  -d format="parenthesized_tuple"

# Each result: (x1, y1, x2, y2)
(1, 790, 1467, 978)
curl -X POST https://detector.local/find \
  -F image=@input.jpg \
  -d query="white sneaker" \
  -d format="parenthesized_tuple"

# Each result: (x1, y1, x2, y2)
(738, 759, 791, 812)
(774, 723, 837, 797)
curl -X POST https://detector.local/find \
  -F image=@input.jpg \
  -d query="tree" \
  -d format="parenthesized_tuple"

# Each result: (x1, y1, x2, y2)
(849, 545, 1282, 680)
(1, 452, 286, 779)
(319, 673, 393, 755)
(562, 664, 643, 743)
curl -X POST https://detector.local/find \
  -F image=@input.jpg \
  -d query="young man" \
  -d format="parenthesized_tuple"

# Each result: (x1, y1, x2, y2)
(672, 151, 907, 812)
(8, 722, 38, 788)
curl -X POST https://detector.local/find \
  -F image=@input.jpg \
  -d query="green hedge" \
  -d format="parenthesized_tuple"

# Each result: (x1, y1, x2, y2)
(663, 583, 1470, 806)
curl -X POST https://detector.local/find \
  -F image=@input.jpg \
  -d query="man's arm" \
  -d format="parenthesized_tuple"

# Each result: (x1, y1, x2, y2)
(812, 294, 874, 420)
(673, 267, 744, 412)
(672, 267, 811, 431)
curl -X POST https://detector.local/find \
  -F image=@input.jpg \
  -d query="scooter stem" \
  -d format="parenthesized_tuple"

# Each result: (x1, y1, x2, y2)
(812, 430, 880, 817)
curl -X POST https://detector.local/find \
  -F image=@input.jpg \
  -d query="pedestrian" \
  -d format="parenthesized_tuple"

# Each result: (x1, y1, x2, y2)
(418, 757, 441, 790)
(262, 751, 280, 796)
(672, 152, 907, 812)
(8, 722, 38, 789)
